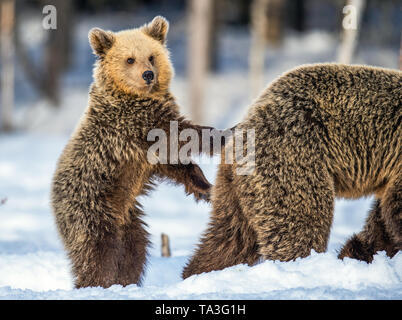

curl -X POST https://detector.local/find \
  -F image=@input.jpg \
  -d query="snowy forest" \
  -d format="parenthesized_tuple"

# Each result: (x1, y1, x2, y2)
(0, 0, 401, 300)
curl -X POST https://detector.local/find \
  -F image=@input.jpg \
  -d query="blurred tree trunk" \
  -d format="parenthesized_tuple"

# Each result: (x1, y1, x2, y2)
(293, 0, 305, 32)
(249, 0, 284, 99)
(188, 0, 213, 123)
(42, 0, 74, 106)
(14, 0, 74, 107)
(399, 34, 402, 70)
(207, 0, 220, 72)
(337, 0, 366, 64)
(0, 0, 15, 132)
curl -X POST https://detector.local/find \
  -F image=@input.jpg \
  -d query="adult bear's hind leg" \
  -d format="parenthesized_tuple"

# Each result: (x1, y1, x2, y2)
(338, 199, 398, 262)
(182, 164, 260, 279)
(239, 159, 335, 262)
(380, 173, 402, 250)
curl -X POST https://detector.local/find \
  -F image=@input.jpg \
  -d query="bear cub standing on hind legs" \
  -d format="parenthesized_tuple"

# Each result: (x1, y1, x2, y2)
(51, 16, 218, 288)
(183, 63, 401, 279)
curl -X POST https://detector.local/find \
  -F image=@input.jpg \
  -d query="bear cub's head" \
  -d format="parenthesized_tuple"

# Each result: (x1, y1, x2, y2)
(89, 16, 173, 97)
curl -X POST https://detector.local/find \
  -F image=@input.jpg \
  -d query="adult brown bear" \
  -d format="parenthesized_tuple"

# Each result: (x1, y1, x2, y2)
(183, 64, 401, 278)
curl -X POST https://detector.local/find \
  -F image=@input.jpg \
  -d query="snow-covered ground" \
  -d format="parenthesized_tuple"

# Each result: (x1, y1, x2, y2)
(0, 133, 401, 300)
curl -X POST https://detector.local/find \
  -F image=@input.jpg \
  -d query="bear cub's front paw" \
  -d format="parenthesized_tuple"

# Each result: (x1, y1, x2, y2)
(186, 163, 212, 202)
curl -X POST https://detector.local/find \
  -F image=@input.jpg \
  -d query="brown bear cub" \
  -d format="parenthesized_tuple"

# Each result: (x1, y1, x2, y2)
(183, 63, 401, 278)
(51, 16, 218, 288)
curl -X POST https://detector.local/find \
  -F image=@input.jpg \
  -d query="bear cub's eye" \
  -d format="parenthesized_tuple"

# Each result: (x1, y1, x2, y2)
(149, 55, 154, 64)
(127, 58, 135, 64)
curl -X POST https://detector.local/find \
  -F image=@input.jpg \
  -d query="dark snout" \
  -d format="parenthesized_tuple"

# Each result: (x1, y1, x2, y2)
(142, 70, 154, 85)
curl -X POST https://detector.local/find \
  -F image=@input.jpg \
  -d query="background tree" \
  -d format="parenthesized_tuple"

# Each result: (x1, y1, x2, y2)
(187, 0, 214, 123)
(14, 0, 75, 107)
(0, 0, 15, 131)
(249, 0, 284, 99)
(337, 0, 366, 64)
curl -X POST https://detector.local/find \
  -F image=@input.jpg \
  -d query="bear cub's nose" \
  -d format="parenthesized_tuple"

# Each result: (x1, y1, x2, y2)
(142, 71, 154, 84)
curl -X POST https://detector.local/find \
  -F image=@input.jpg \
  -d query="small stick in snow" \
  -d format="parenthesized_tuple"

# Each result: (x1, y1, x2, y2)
(161, 233, 171, 257)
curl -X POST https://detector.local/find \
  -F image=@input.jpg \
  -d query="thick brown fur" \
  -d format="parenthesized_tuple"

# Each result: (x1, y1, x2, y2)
(183, 63, 401, 278)
(51, 16, 217, 288)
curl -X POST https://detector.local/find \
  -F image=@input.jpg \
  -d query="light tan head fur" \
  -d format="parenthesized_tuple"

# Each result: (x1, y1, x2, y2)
(89, 16, 173, 97)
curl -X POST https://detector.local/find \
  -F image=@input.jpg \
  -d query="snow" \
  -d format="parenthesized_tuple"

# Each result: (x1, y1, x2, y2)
(1, 14, 400, 299)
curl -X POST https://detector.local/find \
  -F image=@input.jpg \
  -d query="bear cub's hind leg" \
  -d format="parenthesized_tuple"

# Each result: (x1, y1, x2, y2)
(72, 225, 122, 289)
(116, 208, 149, 286)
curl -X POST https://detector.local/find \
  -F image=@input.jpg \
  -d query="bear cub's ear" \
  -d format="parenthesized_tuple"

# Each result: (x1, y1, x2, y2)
(89, 28, 115, 56)
(142, 16, 169, 45)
